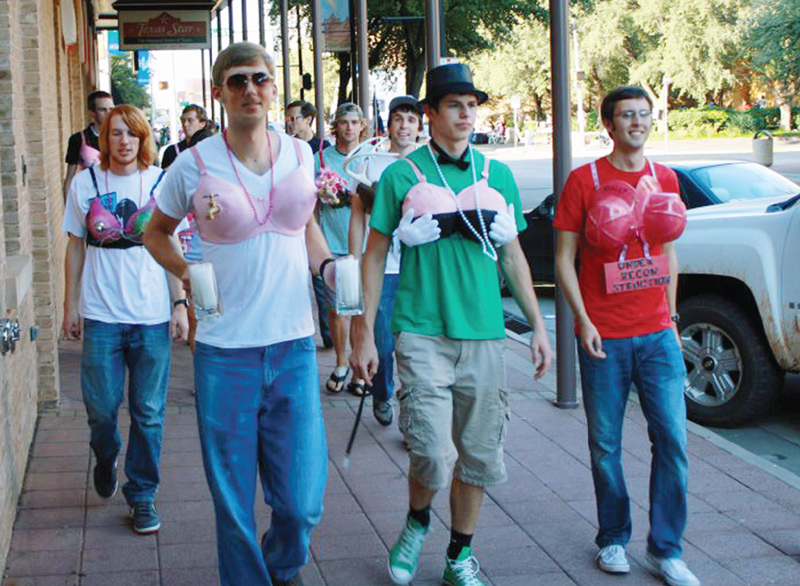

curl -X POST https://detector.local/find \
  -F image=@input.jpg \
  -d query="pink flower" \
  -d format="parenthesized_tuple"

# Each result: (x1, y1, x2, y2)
(316, 167, 348, 205)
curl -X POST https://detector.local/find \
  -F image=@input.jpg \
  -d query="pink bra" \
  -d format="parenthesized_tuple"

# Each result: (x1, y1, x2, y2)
(80, 130, 101, 169)
(401, 157, 508, 242)
(190, 137, 317, 244)
(85, 167, 164, 249)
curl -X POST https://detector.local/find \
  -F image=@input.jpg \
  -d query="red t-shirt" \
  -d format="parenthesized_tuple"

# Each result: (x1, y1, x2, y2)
(553, 157, 679, 339)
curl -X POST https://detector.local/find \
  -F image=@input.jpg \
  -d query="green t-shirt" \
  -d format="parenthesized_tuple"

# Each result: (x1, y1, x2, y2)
(370, 146, 525, 340)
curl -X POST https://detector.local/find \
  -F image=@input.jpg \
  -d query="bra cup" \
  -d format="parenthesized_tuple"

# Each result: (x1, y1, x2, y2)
(639, 191, 687, 245)
(87, 196, 123, 243)
(585, 194, 637, 251)
(80, 144, 100, 167)
(266, 172, 317, 234)
(402, 183, 460, 217)
(124, 196, 157, 244)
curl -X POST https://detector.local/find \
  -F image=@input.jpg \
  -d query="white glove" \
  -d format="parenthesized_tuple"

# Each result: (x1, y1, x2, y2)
(397, 208, 441, 247)
(489, 203, 517, 246)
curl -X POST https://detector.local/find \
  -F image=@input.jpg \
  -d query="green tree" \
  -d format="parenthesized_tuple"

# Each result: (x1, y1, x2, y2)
(577, 0, 748, 109)
(745, 0, 800, 128)
(467, 17, 552, 119)
(110, 55, 151, 110)
(277, 0, 548, 102)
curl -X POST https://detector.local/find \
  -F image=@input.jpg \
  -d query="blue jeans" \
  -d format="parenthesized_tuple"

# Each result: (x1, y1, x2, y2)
(194, 337, 328, 586)
(371, 273, 399, 401)
(578, 329, 688, 559)
(81, 319, 171, 505)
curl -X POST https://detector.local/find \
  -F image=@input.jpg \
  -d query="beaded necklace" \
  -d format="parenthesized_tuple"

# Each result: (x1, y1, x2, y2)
(222, 129, 276, 226)
(426, 143, 497, 261)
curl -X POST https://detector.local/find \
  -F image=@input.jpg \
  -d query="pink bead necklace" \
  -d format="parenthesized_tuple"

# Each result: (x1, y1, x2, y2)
(222, 129, 276, 226)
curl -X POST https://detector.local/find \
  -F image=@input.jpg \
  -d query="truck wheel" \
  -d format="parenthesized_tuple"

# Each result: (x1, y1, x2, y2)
(679, 295, 784, 427)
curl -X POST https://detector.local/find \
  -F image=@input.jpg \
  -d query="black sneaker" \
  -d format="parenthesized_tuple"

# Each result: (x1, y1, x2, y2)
(131, 501, 161, 534)
(373, 398, 394, 427)
(269, 573, 304, 586)
(93, 457, 118, 499)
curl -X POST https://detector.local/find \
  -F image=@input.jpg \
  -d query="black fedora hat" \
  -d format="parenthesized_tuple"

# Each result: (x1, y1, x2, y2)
(421, 63, 488, 105)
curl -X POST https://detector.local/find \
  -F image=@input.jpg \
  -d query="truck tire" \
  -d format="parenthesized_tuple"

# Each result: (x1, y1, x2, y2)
(679, 295, 784, 427)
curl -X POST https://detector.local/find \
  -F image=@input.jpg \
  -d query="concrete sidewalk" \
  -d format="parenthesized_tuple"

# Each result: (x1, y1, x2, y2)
(4, 334, 800, 586)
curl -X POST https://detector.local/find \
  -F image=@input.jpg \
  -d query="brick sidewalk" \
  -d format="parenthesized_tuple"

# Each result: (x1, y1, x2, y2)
(4, 335, 800, 586)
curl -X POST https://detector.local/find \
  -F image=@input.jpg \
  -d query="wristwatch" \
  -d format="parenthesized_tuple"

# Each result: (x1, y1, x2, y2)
(670, 313, 680, 325)
(173, 299, 189, 309)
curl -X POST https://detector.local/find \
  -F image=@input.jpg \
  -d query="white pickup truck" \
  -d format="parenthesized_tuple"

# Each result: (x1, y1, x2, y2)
(675, 193, 800, 427)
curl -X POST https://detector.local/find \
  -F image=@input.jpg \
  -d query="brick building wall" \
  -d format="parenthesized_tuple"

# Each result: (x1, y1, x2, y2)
(0, 0, 91, 570)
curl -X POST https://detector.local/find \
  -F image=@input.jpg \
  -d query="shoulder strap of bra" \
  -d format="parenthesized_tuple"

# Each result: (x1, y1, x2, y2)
(648, 158, 657, 178)
(189, 146, 207, 174)
(402, 158, 426, 183)
(87, 166, 101, 197)
(81, 130, 87, 147)
(481, 153, 490, 180)
(590, 160, 600, 190)
(149, 169, 167, 196)
(291, 137, 305, 166)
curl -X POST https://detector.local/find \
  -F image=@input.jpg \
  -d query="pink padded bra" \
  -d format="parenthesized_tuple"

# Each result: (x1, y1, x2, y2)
(80, 130, 101, 169)
(190, 137, 316, 244)
(401, 156, 508, 242)
(85, 167, 164, 249)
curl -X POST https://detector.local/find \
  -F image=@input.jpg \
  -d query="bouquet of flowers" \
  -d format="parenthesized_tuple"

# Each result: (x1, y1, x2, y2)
(315, 167, 351, 208)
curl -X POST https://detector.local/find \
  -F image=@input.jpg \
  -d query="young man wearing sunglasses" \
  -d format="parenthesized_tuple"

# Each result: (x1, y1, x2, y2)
(554, 86, 700, 586)
(144, 42, 334, 586)
(351, 64, 553, 586)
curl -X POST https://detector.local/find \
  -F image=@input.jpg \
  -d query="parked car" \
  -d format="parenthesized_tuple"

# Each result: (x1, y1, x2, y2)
(514, 160, 800, 427)
(519, 160, 800, 283)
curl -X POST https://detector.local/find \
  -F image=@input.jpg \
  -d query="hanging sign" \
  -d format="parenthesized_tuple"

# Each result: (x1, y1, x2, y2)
(322, 0, 350, 53)
(118, 10, 210, 50)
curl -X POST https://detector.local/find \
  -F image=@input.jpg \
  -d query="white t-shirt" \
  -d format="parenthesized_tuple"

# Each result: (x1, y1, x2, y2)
(366, 156, 402, 274)
(157, 132, 316, 349)
(62, 166, 172, 325)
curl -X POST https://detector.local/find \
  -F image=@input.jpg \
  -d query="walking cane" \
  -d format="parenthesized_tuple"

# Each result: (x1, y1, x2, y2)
(342, 386, 372, 468)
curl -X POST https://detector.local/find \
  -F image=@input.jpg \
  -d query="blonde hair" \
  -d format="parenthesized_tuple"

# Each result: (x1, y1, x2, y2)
(212, 42, 276, 87)
(99, 105, 156, 171)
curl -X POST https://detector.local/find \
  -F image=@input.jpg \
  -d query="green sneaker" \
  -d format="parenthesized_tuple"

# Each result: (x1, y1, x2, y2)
(388, 517, 429, 585)
(442, 547, 485, 586)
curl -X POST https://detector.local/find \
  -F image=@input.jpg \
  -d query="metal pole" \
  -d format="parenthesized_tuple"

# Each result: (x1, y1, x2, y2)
(438, 0, 446, 56)
(312, 0, 325, 142)
(356, 0, 370, 131)
(228, 3, 234, 44)
(242, 0, 248, 41)
(281, 0, 292, 108)
(550, 0, 578, 409)
(348, 0, 357, 102)
(297, 6, 305, 101)
(259, 0, 265, 45)
(424, 0, 441, 70)
(217, 7, 225, 129)
(201, 50, 208, 112)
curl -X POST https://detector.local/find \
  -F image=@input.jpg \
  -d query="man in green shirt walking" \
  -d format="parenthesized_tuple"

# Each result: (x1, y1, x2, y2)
(351, 63, 553, 586)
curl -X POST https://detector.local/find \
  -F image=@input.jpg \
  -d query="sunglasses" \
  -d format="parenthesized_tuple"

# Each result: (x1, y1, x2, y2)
(224, 71, 273, 91)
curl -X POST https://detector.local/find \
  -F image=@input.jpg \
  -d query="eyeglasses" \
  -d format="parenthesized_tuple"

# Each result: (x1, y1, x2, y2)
(224, 72, 273, 91)
(616, 109, 652, 120)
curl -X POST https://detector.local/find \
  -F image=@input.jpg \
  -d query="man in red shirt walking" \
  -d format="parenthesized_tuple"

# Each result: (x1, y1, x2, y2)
(554, 86, 700, 586)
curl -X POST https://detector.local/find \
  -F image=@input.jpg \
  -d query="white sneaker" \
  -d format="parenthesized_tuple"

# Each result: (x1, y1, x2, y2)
(596, 545, 630, 574)
(646, 552, 701, 586)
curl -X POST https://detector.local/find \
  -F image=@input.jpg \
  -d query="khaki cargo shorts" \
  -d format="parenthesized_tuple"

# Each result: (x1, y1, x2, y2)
(394, 332, 509, 490)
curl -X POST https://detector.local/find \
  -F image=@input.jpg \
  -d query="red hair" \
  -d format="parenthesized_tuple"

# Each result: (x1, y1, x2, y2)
(99, 105, 157, 170)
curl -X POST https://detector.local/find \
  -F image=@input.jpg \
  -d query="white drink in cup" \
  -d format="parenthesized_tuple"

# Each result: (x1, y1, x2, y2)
(334, 257, 363, 316)
(188, 262, 221, 320)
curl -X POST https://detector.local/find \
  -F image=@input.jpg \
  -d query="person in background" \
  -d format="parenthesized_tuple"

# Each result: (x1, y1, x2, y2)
(316, 102, 368, 395)
(348, 95, 422, 426)
(161, 104, 212, 169)
(286, 100, 329, 154)
(64, 90, 114, 200)
(62, 104, 189, 536)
